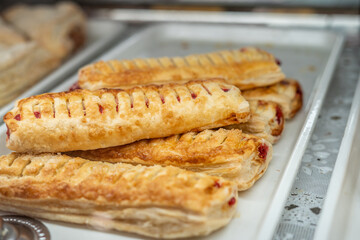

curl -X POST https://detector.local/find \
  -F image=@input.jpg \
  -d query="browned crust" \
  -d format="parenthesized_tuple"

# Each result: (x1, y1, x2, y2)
(0, 153, 236, 212)
(78, 47, 285, 91)
(0, 153, 238, 238)
(242, 78, 303, 119)
(226, 100, 284, 144)
(67, 128, 272, 191)
(4, 79, 250, 153)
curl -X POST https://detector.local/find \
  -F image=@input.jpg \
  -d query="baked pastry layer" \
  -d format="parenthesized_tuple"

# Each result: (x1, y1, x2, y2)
(0, 42, 61, 107)
(68, 128, 272, 191)
(3, 2, 86, 60)
(4, 79, 250, 153)
(0, 153, 237, 239)
(0, 18, 26, 46)
(242, 78, 303, 119)
(226, 100, 285, 144)
(78, 47, 285, 91)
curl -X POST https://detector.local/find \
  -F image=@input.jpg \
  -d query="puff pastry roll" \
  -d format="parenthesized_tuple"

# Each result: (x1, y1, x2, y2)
(68, 128, 272, 191)
(78, 47, 285, 91)
(226, 100, 284, 144)
(0, 153, 238, 239)
(0, 18, 26, 46)
(3, 2, 86, 59)
(4, 79, 250, 153)
(242, 78, 303, 119)
(0, 42, 61, 107)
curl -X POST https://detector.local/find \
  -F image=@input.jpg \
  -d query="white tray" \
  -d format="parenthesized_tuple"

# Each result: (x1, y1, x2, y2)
(313, 76, 360, 240)
(0, 19, 126, 122)
(0, 23, 344, 240)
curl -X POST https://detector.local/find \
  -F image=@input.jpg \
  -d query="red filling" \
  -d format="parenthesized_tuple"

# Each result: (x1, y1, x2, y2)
(191, 93, 197, 99)
(240, 48, 247, 52)
(116, 105, 119, 112)
(176, 95, 181, 102)
(221, 88, 230, 92)
(145, 99, 149, 108)
(99, 105, 104, 113)
(258, 143, 269, 159)
(14, 114, 21, 121)
(276, 106, 283, 125)
(214, 180, 221, 188)
(130, 102, 134, 108)
(34, 111, 41, 119)
(275, 58, 282, 66)
(69, 82, 81, 91)
(228, 197, 236, 206)
(160, 96, 165, 104)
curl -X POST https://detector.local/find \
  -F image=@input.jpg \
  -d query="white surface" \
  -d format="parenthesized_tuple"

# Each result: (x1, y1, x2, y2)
(314, 76, 360, 240)
(0, 24, 344, 240)
(0, 19, 125, 120)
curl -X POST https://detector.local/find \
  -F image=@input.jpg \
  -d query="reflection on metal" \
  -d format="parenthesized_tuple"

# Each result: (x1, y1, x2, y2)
(90, 9, 359, 31)
(0, 215, 50, 240)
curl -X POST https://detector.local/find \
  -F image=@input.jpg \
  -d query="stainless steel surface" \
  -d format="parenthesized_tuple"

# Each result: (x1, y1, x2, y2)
(0, 215, 50, 240)
(91, 9, 359, 30)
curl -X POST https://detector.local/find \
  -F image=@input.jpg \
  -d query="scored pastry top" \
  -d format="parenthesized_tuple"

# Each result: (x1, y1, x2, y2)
(4, 79, 250, 152)
(0, 153, 238, 214)
(78, 47, 285, 91)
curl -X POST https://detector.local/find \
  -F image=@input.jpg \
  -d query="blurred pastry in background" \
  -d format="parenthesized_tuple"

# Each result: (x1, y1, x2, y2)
(0, 2, 87, 107)
(3, 1, 87, 60)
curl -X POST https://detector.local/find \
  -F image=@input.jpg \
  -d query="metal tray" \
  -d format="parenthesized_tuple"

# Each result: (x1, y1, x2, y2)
(313, 76, 360, 240)
(0, 23, 344, 240)
(0, 19, 126, 122)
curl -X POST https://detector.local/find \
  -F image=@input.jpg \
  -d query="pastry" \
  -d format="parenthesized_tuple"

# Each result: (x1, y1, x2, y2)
(78, 47, 285, 91)
(226, 100, 284, 144)
(4, 79, 250, 153)
(0, 18, 26, 46)
(242, 78, 303, 119)
(3, 2, 86, 60)
(0, 42, 61, 107)
(0, 153, 238, 239)
(68, 128, 272, 191)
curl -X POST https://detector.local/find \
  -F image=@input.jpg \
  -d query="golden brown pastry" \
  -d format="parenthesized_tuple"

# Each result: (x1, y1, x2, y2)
(4, 79, 250, 153)
(68, 128, 272, 191)
(0, 153, 238, 239)
(3, 2, 86, 60)
(242, 78, 303, 119)
(226, 100, 284, 144)
(0, 42, 61, 107)
(78, 47, 285, 91)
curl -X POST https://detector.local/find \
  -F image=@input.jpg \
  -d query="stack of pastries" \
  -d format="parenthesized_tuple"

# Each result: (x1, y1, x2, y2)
(0, 2, 86, 107)
(0, 47, 302, 238)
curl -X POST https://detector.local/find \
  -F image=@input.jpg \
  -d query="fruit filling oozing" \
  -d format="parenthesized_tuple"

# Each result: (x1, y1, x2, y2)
(228, 197, 236, 206)
(258, 143, 269, 159)
(276, 105, 283, 125)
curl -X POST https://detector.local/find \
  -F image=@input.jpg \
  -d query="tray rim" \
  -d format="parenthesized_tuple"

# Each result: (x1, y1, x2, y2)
(0, 19, 126, 122)
(0, 23, 345, 240)
(313, 76, 360, 240)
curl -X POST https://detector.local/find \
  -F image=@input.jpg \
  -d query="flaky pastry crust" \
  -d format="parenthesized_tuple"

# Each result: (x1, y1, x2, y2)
(68, 128, 272, 191)
(0, 153, 237, 239)
(3, 2, 86, 59)
(4, 79, 250, 153)
(242, 78, 303, 119)
(78, 47, 285, 91)
(226, 100, 285, 144)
